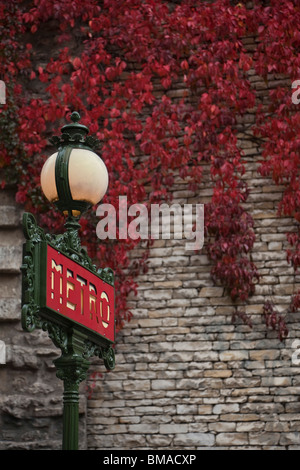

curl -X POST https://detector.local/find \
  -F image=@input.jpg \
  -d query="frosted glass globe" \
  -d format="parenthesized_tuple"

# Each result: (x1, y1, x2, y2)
(40, 148, 109, 213)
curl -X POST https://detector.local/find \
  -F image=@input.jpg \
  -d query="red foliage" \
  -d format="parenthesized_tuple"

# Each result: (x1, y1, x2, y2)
(263, 301, 288, 342)
(253, 0, 300, 333)
(1, 0, 300, 338)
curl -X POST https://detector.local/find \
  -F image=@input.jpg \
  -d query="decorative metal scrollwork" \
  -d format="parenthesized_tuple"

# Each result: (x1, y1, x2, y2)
(83, 340, 115, 371)
(41, 321, 68, 355)
(21, 303, 40, 333)
(49, 111, 100, 151)
(102, 346, 115, 371)
(21, 211, 116, 371)
(22, 212, 46, 243)
(21, 215, 41, 333)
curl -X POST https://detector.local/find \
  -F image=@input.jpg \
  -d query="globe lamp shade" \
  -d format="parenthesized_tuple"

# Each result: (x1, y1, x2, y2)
(40, 147, 109, 217)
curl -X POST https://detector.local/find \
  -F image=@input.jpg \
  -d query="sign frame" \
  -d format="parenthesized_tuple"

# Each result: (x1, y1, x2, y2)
(43, 242, 115, 345)
(21, 212, 115, 371)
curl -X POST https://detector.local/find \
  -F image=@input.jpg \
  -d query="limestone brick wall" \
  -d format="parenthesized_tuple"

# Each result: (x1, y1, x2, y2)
(85, 57, 300, 448)
(2, 152, 300, 450)
(84, 32, 300, 451)
(86, 150, 300, 449)
(0, 187, 87, 450)
(0, 21, 300, 451)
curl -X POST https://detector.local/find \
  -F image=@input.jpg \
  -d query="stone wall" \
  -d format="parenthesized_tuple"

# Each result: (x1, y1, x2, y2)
(2, 150, 300, 450)
(0, 188, 87, 450)
(1, 22, 300, 451)
(85, 56, 300, 449)
(86, 149, 300, 450)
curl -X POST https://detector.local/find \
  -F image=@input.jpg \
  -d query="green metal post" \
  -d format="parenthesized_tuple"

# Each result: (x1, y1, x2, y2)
(63, 386, 80, 450)
(54, 330, 90, 450)
(21, 211, 115, 450)
(21, 112, 116, 450)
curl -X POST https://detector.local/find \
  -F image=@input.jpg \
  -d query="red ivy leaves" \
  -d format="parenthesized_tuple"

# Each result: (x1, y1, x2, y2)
(1, 0, 300, 338)
(254, 0, 300, 332)
(205, 196, 258, 301)
(263, 301, 288, 342)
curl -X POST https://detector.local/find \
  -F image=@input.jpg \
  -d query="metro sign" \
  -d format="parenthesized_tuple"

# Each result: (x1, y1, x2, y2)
(21, 212, 115, 371)
(46, 245, 115, 343)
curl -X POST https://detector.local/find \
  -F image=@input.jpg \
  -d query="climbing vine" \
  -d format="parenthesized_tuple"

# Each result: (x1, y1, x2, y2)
(0, 0, 299, 339)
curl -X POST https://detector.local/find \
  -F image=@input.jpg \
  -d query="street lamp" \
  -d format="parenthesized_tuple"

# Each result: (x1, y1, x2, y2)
(40, 110, 109, 256)
(21, 111, 115, 450)
(40, 111, 108, 217)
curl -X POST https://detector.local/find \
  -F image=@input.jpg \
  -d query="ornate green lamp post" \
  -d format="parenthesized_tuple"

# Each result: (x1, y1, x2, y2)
(21, 112, 115, 450)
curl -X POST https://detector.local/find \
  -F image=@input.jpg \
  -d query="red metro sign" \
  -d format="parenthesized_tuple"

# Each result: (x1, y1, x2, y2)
(46, 245, 115, 343)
